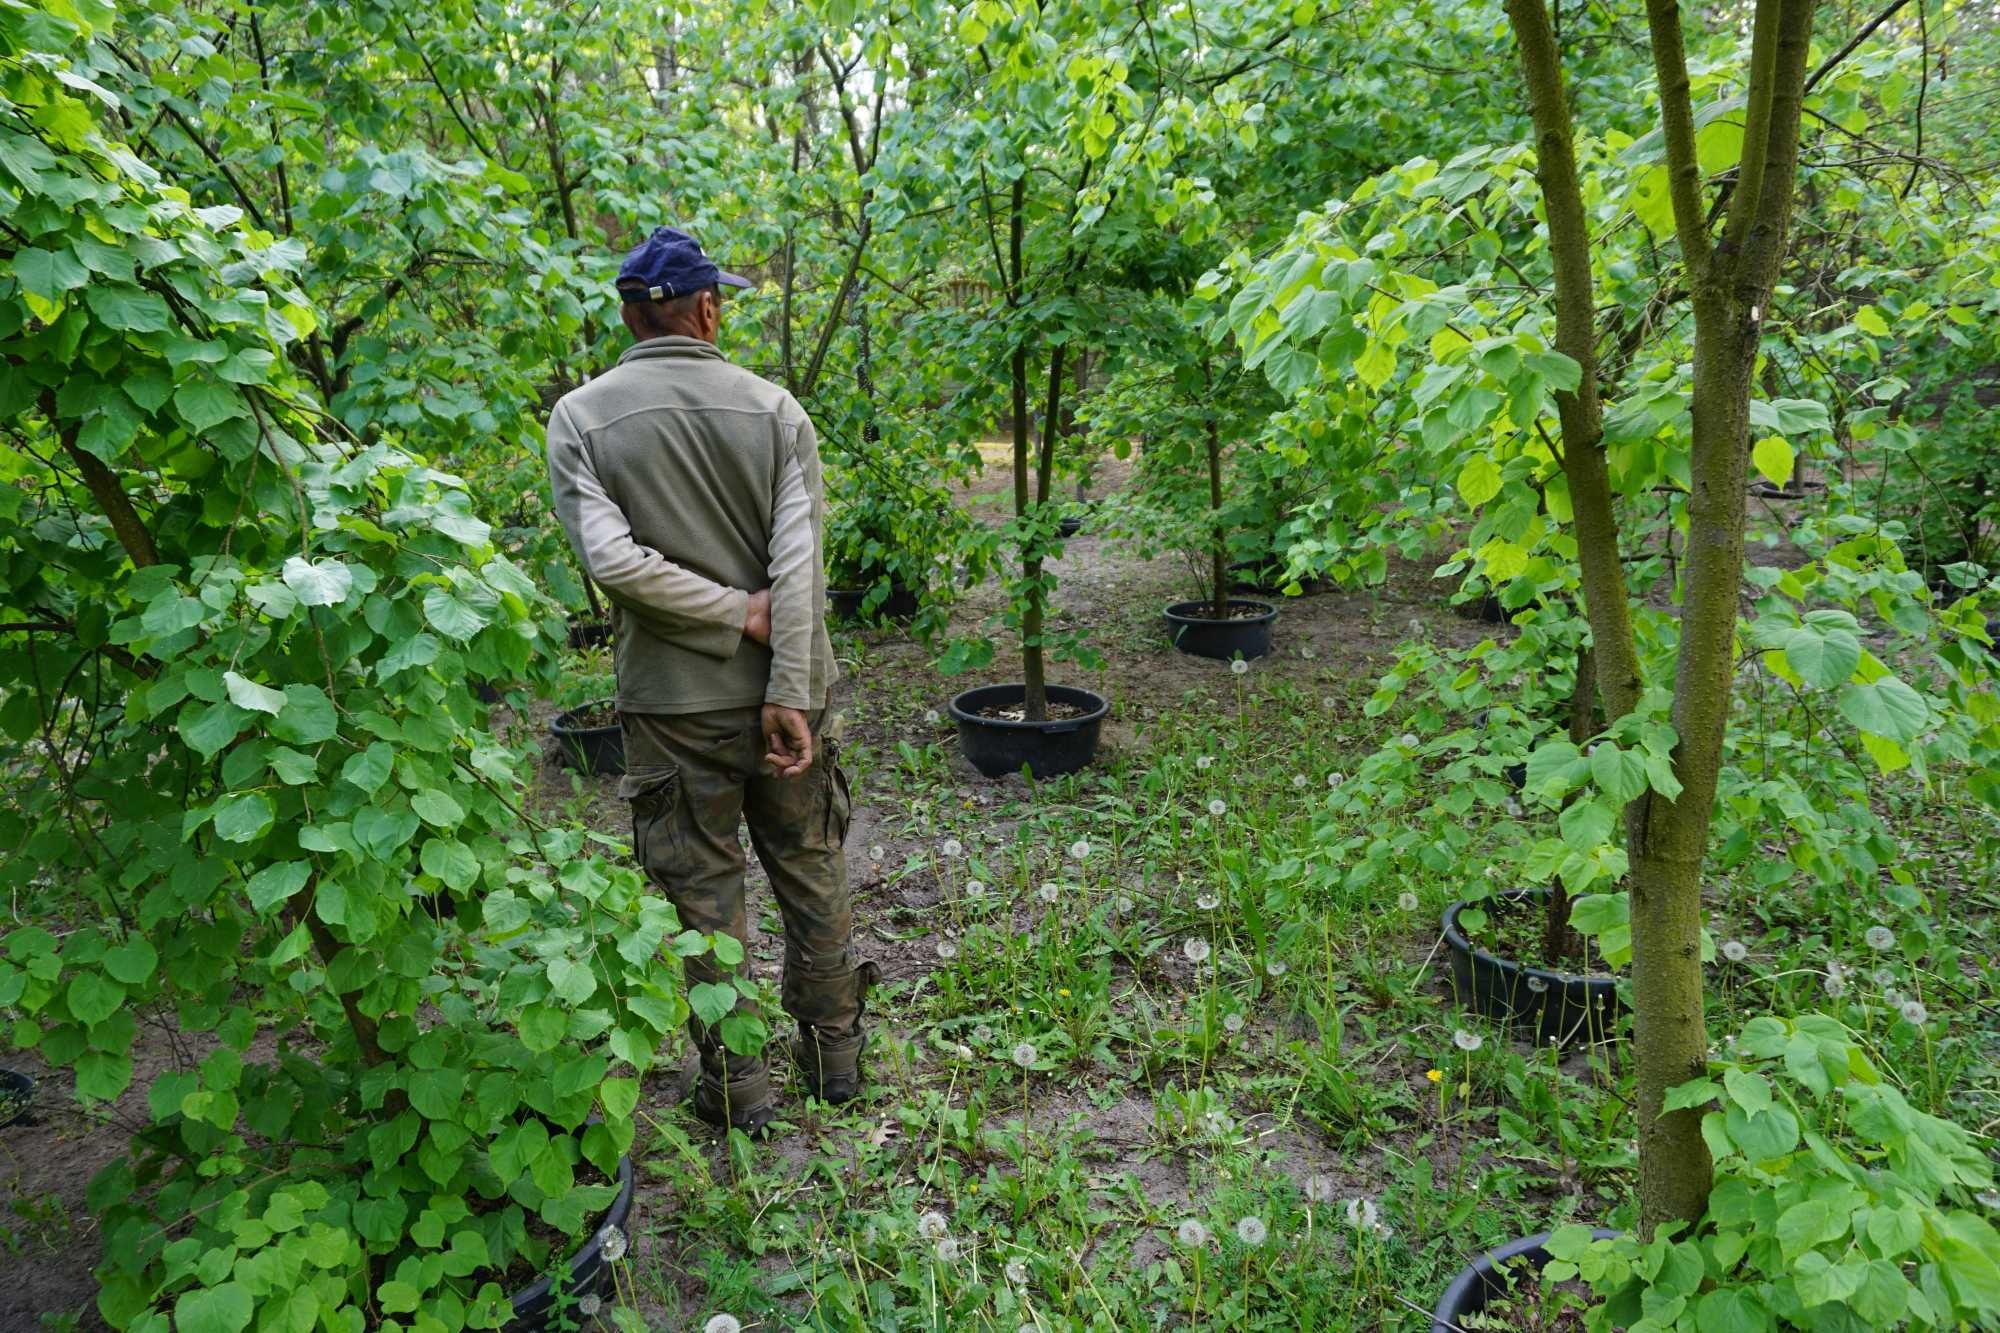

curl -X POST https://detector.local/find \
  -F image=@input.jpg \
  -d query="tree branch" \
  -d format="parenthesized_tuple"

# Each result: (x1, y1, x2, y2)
(1642, 0, 1712, 282)
(41, 391, 158, 569)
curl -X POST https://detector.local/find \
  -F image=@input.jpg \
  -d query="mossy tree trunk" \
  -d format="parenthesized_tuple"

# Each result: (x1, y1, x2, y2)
(1505, 0, 1818, 1236)
(1005, 175, 1049, 722)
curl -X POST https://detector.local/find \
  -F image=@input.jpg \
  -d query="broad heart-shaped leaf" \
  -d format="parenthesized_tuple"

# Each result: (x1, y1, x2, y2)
(1694, 1288, 1772, 1333)
(244, 860, 311, 912)
(174, 1281, 254, 1333)
(1783, 625, 1861, 690)
(424, 586, 490, 640)
(1588, 743, 1648, 804)
(67, 969, 124, 1024)
(339, 741, 394, 794)
(270, 684, 336, 745)
(1837, 677, 1928, 742)
(102, 937, 158, 984)
(223, 670, 285, 716)
(1558, 799, 1616, 852)
(179, 699, 249, 760)
(599, 1076, 640, 1121)
(1723, 1102, 1801, 1160)
(1456, 453, 1502, 507)
(1751, 435, 1794, 488)
(1793, 1250, 1866, 1308)
(546, 956, 598, 1006)
(420, 837, 480, 891)
(282, 556, 352, 608)
(75, 1049, 132, 1101)
(14, 245, 89, 301)
(172, 377, 249, 434)
(406, 1067, 464, 1119)
(688, 981, 738, 1026)
(211, 791, 276, 842)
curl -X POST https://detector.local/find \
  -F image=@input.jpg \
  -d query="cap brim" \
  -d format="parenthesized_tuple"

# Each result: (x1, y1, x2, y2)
(716, 270, 754, 289)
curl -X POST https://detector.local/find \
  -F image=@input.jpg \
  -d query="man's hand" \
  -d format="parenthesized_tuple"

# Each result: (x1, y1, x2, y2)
(743, 588, 772, 646)
(761, 704, 813, 779)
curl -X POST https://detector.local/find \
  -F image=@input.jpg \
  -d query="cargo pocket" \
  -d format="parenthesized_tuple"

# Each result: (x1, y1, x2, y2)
(619, 765, 682, 879)
(821, 739, 852, 849)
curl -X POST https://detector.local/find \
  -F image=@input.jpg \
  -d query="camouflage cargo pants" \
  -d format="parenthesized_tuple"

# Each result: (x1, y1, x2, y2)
(619, 707, 873, 1114)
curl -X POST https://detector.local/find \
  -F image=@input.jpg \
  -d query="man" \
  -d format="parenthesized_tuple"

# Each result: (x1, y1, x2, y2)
(546, 225, 873, 1135)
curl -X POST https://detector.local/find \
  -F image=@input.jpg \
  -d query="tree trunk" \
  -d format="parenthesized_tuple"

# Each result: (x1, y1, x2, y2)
(1207, 415, 1228, 620)
(1008, 176, 1046, 722)
(1543, 643, 1596, 964)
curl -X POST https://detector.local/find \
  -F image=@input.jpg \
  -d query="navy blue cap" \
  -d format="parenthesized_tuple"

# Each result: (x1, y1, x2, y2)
(616, 226, 753, 302)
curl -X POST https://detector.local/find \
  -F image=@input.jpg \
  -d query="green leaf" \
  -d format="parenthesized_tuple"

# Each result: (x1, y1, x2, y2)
(1853, 304, 1890, 337)
(1794, 1250, 1865, 1307)
(1782, 625, 1861, 690)
(546, 956, 597, 1006)
(75, 1049, 132, 1101)
(1354, 337, 1396, 390)
(339, 742, 395, 794)
(407, 1067, 464, 1119)
(1558, 800, 1615, 852)
(174, 1282, 254, 1333)
(1837, 678, 1927, 742)
(15, 246, 90, 301)
(173, 378, 249, 433)
(1724, 1103, 1800, 1160)
(420, 837, 480, 891)
(483, 889, 531, 933)
(688, 981, 737, 1026)
(412, 788, 464, 828)
(1662, 1076, 1721, 1113)
(270, 685, 337, 745)
(1751, 435, 1794, 489)
(84, 284, 171, 333)
(423, 587, 490, 640)
(376, 1281, 422, 1316)
(67, 970, 123, 1024)
(282, 556, 352, 608)
(1589, 744, 1648, 804)
(245, 861, 311, 912)
(517, 1003, 566, 1052)
(600, 1076, 640, 1120)
(212, 791, 276, 843)
(1456, 453, 1502, 507)
(1694, 1289, 1770, 1333)
(102, 938, 158, 984)
(179, 699, 249, 760)
(710, 932, 745, 967)
(223, 671, 286, 716)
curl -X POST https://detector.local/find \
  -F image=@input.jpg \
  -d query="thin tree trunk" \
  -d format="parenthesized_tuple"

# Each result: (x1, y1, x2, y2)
(1008, 177, 1045, 721)
(1207, 415, 1228, 619)
(1544, 643, 1595, 964)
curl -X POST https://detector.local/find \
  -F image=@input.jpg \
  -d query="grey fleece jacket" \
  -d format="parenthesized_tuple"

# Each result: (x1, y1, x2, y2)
(545, 335, 835, 714)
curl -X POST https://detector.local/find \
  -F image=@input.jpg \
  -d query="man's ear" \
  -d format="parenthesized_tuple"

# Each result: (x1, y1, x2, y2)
(698, 289, 721, 343)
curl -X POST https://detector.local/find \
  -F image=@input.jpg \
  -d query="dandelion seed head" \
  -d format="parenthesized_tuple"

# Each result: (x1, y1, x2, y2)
(1326, 770, 1346, 788)
(1223, 1013, 1244, 1034)
(1453, 1029, 1484, 1052)
(1303, 1174, 1338, 1203)
(1038, 881, 1060, 903)
(917, 1210, 949, 1240)
(1196, 754, 1214, 770)
(1526, 975, 1548, 993)
(1398, 891, 1419, 912)
(1176, 1218, 1210, 1247)
(935, 1237, 961, 1262)
(1292, 773, 1309, 789)
(1196, 891, 1221, 911)
(1011, 1041, 1037, 1068)
(1006, 1258, 1029, 1285)
(965, 879, 986, 899)
(941, 838, 963, 859)
(1266, 959, 1288, 977)
(953, 1043, 973, 1059)
(1183, 937, 1212, 964)
(704, 1317, 741, 1333)
(1824, 973, 1846, 999)
(1901, 999, 1928, 1026)
(599, 1225, 627, 1262)
(1116, 895, 1135, 913)
(1721, 939, 1748, 962)
(924, 709, 942, 726)
(1236, 1216, 1269, 1245)
(1068, 839, 1091, 861)
(1865, 925, 1896, 952)
(1344, 1197, 1379, 1229)
(1321, 695, 1337, 710)
(1398, 732, 1419, 749)
(1231, 658, 1250, 675)
(578, 1295, 602, 1316)
(935, 939, 959, 961)
(973, 1024, 994, 1043)
(870, 843, 887, 861)
(1207, 797, 1228, 817)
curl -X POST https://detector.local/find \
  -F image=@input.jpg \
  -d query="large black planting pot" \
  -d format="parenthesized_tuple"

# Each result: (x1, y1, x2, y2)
(504, 1153, 635, 1331)
(1, 1068, 34, 1128)
(1443, 890, 1620, 1046)
(566, 617, 612, 650)
(1430, 1228, 1620, 1332)
(949, 684, 1108, 779)
(828, 582, 921, 624)
(1164, 599, 1277, 661)
(551, 700, 625, 777)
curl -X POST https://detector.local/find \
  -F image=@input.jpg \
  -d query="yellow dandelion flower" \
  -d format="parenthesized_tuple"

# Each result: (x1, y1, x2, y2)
(1058, 987, 1071, 997)
(1425, 1069, 1443, 1083)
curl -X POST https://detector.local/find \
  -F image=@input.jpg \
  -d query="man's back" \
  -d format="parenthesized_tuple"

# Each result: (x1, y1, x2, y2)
(547, 334, 834, 715)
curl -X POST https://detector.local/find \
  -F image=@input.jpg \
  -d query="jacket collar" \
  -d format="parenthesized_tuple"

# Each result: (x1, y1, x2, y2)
(618, 335, 726, 366)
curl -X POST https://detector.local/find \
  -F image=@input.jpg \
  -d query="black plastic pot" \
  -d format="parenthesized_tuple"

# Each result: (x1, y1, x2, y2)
(828, 583, 921, 624)
(504, 1153, 635, 1331)
(566, 618, 612, 651)
(1164, 599, 1278, 661)
(1453, 591, 1508, 624)
(551, 700, 625, 777)
(1443, 890, 1620, 1045)
(948, 684, 1109, 779)
(1227, 560, 1331, 597)
(1057, 514, 1084, 539)
(1431, 1228, 1620, 1332)
(0, 1069, 33, 1128)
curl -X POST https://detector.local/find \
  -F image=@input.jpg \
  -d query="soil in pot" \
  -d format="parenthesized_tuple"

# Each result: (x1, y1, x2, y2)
(551, 700, 625, 777)
(948, 683, 1109, 779)
(1431, 1229, 1619, 1333)
(828, 582, 921, 623)
(566, 618, 612, 650)
(1444, 890, 1620, 1046)
(1164, 599, 1278, 661)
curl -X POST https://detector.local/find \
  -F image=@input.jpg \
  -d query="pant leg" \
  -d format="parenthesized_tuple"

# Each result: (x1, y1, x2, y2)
(620, 708, 771, 1107)
(743, 713, 874, 1071)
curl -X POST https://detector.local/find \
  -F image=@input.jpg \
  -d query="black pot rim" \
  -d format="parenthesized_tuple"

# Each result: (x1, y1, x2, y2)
(1430, 1227, 1622, 1331)
(1441, 889, 1611, 990)
(551, 699, 620, 734)
(508, 1151, 636, 1316)
(1162, 598, 1279, 626)
(947, 683, 1110, 736)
